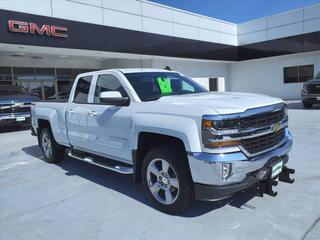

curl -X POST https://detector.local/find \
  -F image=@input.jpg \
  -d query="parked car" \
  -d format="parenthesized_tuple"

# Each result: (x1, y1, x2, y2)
(31, 69, 294, 214)
(0, 85, 40, 127)
(301, 71, 320, 108)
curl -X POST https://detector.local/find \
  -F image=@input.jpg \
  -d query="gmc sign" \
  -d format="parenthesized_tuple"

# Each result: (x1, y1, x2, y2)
(8, 20, 68, 38)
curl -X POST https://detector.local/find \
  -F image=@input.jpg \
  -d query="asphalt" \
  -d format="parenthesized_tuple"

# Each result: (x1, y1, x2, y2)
(0, 101, 319, 240)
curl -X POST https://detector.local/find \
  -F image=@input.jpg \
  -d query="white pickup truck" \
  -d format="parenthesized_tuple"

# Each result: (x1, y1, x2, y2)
(31, 68, 294, 214)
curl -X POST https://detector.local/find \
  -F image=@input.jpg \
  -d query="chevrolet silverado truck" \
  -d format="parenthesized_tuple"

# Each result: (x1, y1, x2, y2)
(0, 85, 40, 127)
(31, 69, 294, 214)
(301, 71, 320, 108)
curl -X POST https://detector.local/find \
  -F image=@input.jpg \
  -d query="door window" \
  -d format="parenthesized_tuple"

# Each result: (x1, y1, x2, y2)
(94, 74, 128, 104)
(73, 76, 93, 103)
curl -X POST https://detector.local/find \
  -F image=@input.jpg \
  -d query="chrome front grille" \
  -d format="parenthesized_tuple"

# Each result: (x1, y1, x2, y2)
(307, 84, 320, 94)
(202, 103, 288, 156)
(240, 108, 285, 129)
(0, 103, 31, 114)
(241, 128, 286, 155)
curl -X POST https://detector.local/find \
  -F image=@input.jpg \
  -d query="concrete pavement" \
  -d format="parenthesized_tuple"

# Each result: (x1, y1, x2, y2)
(0, 101, 319, 240)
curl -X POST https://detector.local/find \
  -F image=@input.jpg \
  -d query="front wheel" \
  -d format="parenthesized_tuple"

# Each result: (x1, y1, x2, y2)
(39, 128, 65, 163)
(142, 146, 193, 214)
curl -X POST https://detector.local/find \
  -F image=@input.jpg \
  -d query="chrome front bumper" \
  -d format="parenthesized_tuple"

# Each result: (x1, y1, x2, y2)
(188, 129, 293, 186)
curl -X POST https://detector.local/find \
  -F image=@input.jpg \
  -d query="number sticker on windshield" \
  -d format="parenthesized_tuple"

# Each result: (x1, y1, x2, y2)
(157, 77, 172, 95)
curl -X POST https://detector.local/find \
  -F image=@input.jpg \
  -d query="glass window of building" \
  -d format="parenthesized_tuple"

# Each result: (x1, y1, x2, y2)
(16, 81, 42, 98)
(57, 68, 79, 81)
(284, 65, 314, 83)
(299, 65, 314, 82)
(0, 67, 12, 85)
(35, 68, 55, 81)
(13, 67, 35, 81)
(56, 68, 80, 99)
(35, 68, 56, 100)
(284, 66, 299, 83)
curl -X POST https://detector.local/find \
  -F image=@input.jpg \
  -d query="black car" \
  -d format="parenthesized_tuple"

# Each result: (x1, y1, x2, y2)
(0, 85, 40, 127)
(301, 72, 320, 108)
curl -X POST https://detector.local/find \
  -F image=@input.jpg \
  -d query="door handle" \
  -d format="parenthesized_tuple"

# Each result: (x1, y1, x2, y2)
(88, 111, 97, 117)
(68, 109, 75, 114)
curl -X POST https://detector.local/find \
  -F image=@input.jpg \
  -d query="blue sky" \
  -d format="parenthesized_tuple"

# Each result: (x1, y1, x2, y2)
(149, 0, 320, 23)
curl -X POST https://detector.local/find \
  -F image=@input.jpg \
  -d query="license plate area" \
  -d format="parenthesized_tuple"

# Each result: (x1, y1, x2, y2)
(316, 97, 320, 101)
(16, 116, 26, 122)
(271, 161, 283, 178)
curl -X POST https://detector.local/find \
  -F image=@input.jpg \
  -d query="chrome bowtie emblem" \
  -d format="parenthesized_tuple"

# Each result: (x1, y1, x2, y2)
(13, 102, 24, 107)
(271, 123, 281, 132)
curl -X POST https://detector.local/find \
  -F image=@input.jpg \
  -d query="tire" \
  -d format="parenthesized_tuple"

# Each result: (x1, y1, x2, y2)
(141, 145, 194, 215)
(302, 100, 313, 109)
(39, 128, 65, 163)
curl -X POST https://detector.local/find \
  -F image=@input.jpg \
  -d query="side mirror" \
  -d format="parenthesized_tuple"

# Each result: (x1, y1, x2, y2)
(99, 91, 129, 106)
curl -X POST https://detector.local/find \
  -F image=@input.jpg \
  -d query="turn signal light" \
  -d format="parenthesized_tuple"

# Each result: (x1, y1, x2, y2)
(208, 140, 240, 148)
(202, 119, 213, 128)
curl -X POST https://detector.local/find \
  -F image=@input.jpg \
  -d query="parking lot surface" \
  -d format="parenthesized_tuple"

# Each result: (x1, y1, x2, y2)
(1, 101, 320, 240)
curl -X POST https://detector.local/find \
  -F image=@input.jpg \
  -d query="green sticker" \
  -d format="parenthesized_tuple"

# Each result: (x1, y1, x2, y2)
(157, 77, 172, 95)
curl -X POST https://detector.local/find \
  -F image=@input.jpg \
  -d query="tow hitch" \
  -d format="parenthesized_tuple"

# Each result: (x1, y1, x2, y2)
(256, 166, 295, 197)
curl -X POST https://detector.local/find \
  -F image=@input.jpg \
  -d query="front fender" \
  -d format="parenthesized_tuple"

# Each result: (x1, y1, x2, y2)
(132, 113, 202, 152)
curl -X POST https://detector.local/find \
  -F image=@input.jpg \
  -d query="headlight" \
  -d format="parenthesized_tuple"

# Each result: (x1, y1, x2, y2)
(202, 119, 239, 130)
(202, 118, 240, 148)
(303, 84, 308, 92)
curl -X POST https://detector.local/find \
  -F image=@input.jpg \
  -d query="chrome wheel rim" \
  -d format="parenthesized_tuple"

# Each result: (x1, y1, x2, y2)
(146, 158, 179, 205)
(41, 132, 52, 158)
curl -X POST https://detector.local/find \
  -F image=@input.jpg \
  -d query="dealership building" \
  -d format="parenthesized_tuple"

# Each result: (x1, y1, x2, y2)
(0, 0, 319, 100)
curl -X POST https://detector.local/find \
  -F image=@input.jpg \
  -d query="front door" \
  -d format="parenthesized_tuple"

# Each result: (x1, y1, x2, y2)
(86, 73, 133, 163)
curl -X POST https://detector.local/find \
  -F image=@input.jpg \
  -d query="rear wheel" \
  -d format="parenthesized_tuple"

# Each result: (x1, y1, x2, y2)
(39, 128, 65, 163)
(302, 100, 313, 108)
(142, 145, 193, 214)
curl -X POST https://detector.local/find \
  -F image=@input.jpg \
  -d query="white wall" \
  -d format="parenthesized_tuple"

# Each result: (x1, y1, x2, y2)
(238, 4, 320, 45)
(192, 77, 209, 90)
(0, 0, 319, 47)
(229, 51, 320, 99)
(0, 0, 237, 46)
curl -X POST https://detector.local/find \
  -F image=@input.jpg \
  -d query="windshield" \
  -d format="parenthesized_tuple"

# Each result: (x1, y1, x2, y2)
(125, 72, 208, 101)
(0, 85, 28, 95)
(315, 71, 320, 79)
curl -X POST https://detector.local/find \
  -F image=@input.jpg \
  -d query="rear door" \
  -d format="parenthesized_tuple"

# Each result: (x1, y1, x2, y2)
(66, 75, 94, 150)
(86, 73, 133, 163)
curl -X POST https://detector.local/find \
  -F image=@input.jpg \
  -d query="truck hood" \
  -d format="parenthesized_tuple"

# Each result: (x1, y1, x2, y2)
(158, 92, 283, 115)
(0, 94, 40, 104)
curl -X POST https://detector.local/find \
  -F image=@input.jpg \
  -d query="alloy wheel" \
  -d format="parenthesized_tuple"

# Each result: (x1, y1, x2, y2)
(146, 158, 180, 205)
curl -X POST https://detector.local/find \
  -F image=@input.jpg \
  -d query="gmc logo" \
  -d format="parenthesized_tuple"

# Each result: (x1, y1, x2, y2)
(8, 20, 68, 38)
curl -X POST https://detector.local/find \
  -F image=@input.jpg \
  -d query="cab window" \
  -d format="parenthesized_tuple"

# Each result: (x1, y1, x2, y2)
(94, 74, 128, 104)
(73, 75, 92, 103)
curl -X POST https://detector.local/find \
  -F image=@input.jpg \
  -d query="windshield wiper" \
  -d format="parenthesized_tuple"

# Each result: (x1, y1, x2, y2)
(144, 95, 163, 101)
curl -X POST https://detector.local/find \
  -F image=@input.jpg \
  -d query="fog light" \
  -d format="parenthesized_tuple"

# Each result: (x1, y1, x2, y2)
(222, 163, 232, 179)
